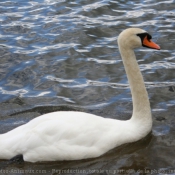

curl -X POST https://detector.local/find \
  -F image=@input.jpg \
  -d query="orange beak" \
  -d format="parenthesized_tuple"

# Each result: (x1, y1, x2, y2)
(143, 36, 160, 50)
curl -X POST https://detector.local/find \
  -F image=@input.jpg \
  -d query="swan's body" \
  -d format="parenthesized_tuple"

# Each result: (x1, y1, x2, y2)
(0, 28, 160, 162)
(0, 111, 149, 162)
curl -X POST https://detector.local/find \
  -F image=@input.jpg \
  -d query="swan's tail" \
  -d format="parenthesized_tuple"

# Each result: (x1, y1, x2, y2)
(0, 132, 23, 160)
(0, 134, 13, 159)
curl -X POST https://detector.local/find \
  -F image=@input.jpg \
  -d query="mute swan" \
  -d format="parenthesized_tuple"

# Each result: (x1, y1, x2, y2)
(0, 28, 160, 162)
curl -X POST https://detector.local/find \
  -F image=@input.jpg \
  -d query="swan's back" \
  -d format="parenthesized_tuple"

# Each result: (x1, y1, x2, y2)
(1, 111, 133, 162)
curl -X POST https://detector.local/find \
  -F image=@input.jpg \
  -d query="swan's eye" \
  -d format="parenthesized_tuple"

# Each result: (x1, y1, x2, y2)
(137, 33, 152, 43)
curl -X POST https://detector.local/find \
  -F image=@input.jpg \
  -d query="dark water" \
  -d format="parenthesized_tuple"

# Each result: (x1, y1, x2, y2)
(0, 0, 175, 174)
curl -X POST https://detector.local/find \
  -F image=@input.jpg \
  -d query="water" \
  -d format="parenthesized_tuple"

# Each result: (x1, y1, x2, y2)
(0, 0, 175, 174)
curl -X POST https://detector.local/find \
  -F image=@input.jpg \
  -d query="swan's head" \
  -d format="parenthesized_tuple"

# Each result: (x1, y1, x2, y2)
(118, 28, 160, 50)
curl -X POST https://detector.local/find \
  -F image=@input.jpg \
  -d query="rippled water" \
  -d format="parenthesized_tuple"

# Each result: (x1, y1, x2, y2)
(0, 0, 175, 174)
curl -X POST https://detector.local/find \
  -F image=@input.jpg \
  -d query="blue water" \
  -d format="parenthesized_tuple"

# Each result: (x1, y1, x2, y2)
(0, 0, 175, 174)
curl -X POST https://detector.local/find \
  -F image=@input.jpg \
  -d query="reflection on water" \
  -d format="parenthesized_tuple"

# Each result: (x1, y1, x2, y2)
(0, 0, 175, 174)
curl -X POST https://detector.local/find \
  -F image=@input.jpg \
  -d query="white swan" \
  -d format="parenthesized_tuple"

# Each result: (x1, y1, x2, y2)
(0, 28, 160, 162)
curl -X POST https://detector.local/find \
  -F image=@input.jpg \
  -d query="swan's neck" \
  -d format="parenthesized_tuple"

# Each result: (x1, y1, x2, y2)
(119, 46, 152, 122)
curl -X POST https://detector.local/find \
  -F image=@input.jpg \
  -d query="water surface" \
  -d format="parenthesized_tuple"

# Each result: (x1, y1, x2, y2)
(0, 0, 175, 174)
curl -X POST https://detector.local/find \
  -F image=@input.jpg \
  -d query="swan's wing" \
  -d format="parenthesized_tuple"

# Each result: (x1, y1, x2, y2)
(2, 111, 120, 162)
